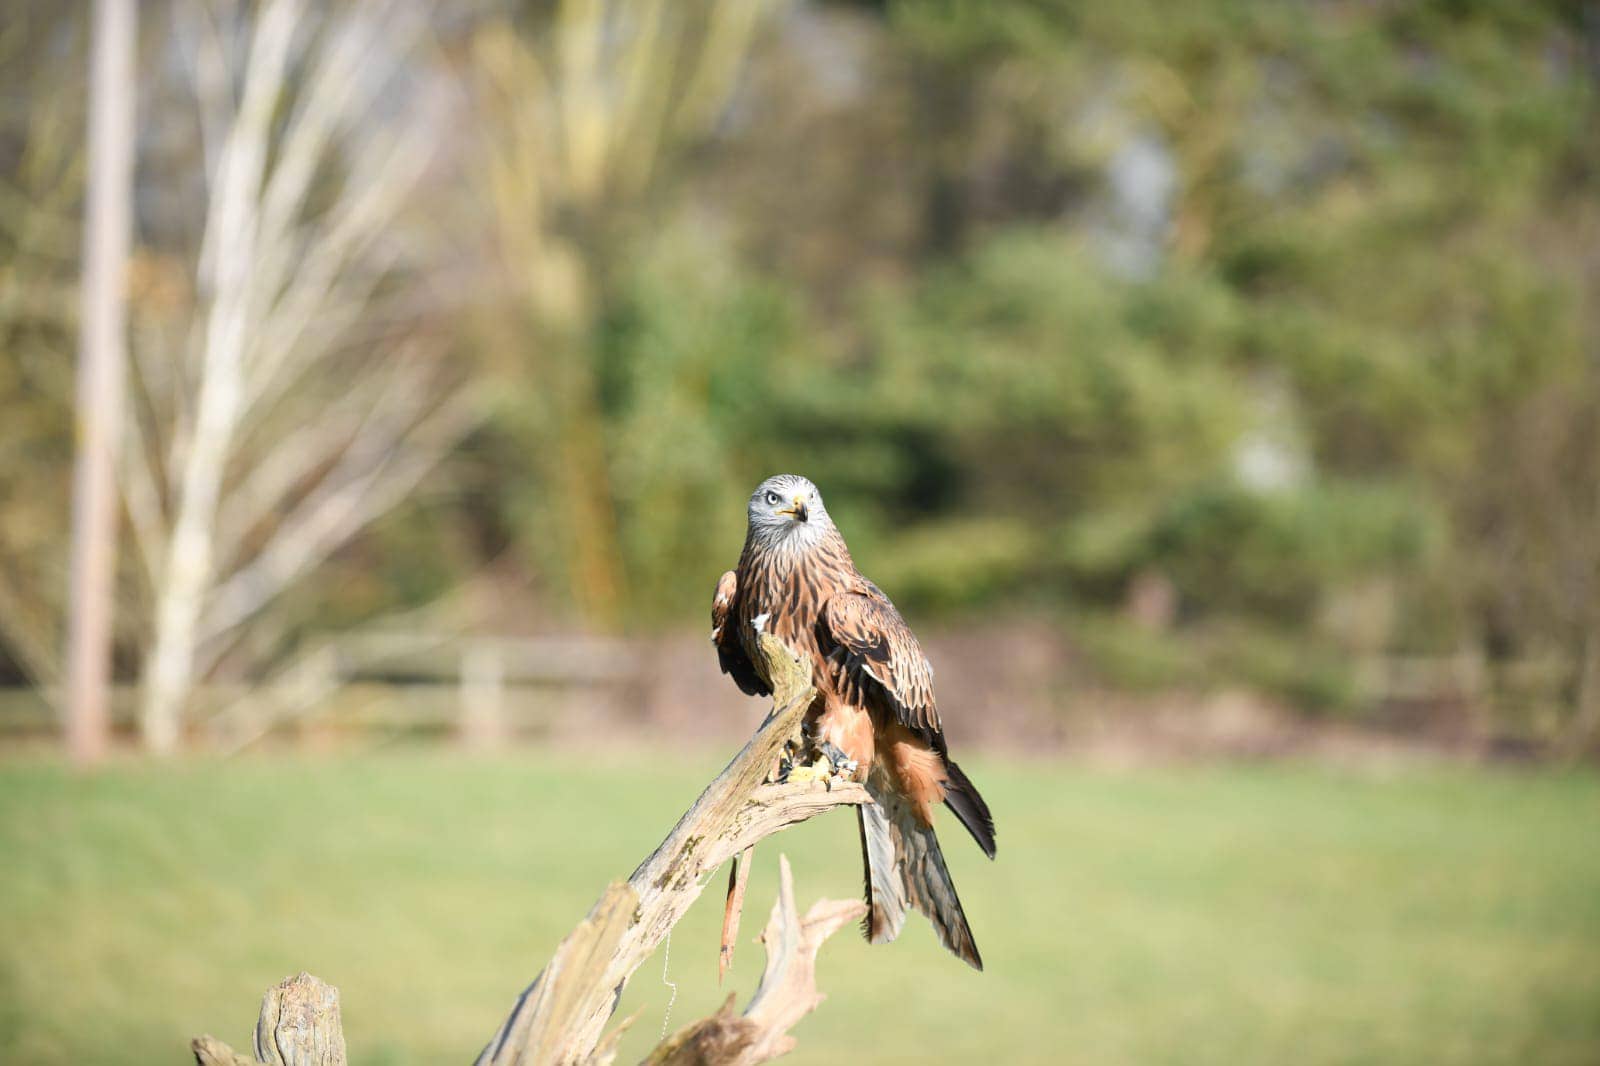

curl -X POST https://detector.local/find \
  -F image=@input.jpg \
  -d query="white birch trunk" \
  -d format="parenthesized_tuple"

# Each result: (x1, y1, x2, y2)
(137, 0, 299, 751)
(135, 0, 471, 749)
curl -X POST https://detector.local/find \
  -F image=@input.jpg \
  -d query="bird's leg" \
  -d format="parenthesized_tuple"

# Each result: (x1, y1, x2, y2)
(818, 740, 859, 782)
(772, 737, 802, 784)
(778, 716, 824, 784)
(780, 725, 832, 785)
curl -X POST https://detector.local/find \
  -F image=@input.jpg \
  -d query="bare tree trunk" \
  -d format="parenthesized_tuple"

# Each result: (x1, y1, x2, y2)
(138, 0, 300, 751)
(134, 0, 470, 749)
(1566, 624, 1600, 760)
(139, 336, 247, 750)
(560, 361, 626, 630)
(65, 0, 136, 766)
(139, 344, 246, 749)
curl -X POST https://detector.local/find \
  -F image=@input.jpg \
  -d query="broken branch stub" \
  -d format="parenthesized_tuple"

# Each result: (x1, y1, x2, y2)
(719, 845, 756, 984)
(646, 855, 869, 1066)
(191, 972, 345, 1066)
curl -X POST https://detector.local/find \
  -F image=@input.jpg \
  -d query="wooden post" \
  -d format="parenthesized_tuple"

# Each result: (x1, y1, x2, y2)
(460, 640, 508, 749)
(65, 0, 137, 765)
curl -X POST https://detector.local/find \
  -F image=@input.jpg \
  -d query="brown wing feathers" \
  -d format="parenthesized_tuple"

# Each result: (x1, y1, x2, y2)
(712, 569, 768, 697)
(821, 590, 942, 741)
(822, 589, 997, 859)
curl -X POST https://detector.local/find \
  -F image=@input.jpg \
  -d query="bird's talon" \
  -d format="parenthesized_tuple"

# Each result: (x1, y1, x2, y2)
(815, 741, 858, 782)
(782, 752, 834, 785)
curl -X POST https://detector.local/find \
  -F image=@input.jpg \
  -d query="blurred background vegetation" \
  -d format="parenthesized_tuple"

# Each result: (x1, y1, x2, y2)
(3, 3, 1599, 1064)
(5, 0, 1596, 754)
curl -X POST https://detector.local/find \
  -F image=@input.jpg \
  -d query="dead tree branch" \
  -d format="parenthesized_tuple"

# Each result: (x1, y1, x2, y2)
(719, 845, 755, 985)
(473, 633, 869, 1065)
(646, 855, 868, 1066)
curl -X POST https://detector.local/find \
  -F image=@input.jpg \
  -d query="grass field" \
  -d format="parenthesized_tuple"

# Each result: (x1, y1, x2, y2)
(1, 752, 1596, 1065)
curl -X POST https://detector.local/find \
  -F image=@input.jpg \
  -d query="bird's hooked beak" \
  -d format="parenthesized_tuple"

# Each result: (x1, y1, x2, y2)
(779, 494, 809, 523)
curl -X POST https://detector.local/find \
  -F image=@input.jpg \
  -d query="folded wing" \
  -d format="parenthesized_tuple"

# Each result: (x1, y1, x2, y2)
(711, 569, 769, 697)
(820, 585, 943, 751)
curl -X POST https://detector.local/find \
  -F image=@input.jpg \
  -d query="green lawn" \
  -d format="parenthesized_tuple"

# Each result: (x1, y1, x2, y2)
(1, 752, 1596, 1065)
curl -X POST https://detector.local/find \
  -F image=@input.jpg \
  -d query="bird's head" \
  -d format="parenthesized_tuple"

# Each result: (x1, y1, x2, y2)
(747, 473, 830, 545)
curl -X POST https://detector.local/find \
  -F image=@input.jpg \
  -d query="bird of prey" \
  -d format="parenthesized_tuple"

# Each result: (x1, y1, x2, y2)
(711, 473, 995, 970)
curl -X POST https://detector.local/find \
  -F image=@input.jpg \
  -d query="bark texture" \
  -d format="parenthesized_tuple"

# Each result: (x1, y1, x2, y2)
(474, 633, 868, 1065)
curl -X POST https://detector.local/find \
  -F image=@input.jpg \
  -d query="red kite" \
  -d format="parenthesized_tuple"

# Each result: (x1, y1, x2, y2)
(712, 474, 995, 969)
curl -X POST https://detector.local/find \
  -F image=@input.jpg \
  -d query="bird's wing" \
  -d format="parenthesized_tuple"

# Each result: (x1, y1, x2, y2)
(821, 586, 943, 747)
(712, 569, 769, 697)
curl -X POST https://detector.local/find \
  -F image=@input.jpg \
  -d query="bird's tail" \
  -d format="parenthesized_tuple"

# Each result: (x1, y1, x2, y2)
(857, 773, 983, 970)
(942, 758, 997, 859)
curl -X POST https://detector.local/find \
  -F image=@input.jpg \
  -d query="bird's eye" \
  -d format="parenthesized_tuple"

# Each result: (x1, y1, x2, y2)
(764, 491, 781, 505)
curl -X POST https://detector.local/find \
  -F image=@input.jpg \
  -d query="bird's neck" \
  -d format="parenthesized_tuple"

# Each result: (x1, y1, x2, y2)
(740, 523, 855, 592)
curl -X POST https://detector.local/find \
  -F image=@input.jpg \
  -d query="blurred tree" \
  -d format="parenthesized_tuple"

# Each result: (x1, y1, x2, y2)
(0, 6, 88, 692)
(1461, 369, 1600, 752)
(469, 0, 775, 631)
(65, 0, 136, 764)
(129, 0, 478, 750)
(2, 0, 1595, 746)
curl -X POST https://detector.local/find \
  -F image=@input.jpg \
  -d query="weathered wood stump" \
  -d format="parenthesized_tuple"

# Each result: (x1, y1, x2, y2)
(193, 972, 346, 1066)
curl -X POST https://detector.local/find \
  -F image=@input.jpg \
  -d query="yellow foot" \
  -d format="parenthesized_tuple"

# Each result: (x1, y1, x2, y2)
(782, 752, 835, 786)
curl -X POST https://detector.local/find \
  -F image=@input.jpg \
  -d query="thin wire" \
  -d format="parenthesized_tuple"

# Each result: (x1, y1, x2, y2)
(658, 928, 679, 1039)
